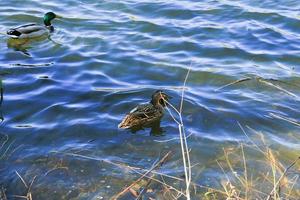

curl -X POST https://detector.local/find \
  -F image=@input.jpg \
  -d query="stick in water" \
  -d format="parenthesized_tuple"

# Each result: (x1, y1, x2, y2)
(111, 151, 172, 200)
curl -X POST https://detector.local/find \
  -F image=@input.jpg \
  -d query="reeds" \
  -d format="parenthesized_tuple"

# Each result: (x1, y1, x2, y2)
(204, 123, 300, 200)
(164, 68, 192, 199)
(12, 171, 36, 200)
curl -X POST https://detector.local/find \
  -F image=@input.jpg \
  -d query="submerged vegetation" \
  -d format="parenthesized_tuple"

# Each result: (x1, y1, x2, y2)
(4, 132, 298, 200)
(205, 128, 300, 200)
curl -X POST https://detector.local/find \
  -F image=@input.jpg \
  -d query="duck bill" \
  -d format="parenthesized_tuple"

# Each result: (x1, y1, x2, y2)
(56, 15, 63, 19)
(118, 123, 129, 129)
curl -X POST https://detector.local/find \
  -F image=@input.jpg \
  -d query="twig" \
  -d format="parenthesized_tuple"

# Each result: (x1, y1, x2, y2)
(154, 133, 193, 143)
(14, 171, 35, 200)
(257, 78, 299, 98)
(0, 140, 16, 160)
(135, 173, 153, 200)
(215, 77, 252, 91)
(178, 124, 191, 199)
(265, 78, 300, 89)
(111, 151, 172, 200)
(28, 176, 37, 193)
(0, 134, 9, 151)
(215, 75, 300, 100)
(15, 171, 28, 189)
(273, 61, 299, 76)
(44, 167, 68, 176)
(269, 113, 300, 127)
(0, 187, 7, 200)
(6, 144, 24, 159)
(164, 67, 192, 199)
(176, 67, 192, 199)
(165, 106, 181, 125)
(266, 157, 300, 200)
(237, 122, 265, 155)
(180, 68, 191, 114)
(130, 168, 186, 198)
(286, 175, 299, 199)
(241, 144, 248, 200)
(11, 195, 28, 199)
(134, 153, 172, 200)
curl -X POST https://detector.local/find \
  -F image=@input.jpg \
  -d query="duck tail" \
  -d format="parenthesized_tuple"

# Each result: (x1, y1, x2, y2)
(7, 29, 21, 38)
(118, 115, 131, 129)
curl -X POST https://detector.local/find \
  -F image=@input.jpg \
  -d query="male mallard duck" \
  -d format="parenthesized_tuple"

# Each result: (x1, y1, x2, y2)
(118, 90, 171, 129)
(7, 12, 60, 39)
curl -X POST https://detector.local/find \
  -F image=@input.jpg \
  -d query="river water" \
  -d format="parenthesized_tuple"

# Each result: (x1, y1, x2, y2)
(0, 0, 299, 199)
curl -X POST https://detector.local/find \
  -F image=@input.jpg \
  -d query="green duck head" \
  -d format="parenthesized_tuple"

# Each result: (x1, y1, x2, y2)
(151, 90, 171, 107)
(44, 12, 60, 26)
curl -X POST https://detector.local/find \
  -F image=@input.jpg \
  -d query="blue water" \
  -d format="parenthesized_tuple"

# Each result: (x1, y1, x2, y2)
(0, 0, 299, 199)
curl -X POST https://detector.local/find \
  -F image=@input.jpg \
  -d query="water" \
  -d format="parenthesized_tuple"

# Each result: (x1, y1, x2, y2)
(0, 0, 299, 199)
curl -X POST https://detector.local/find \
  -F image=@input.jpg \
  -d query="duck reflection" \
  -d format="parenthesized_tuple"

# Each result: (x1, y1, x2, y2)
(7, 35, 61, 57)
(118, 90, 171, 136)
(7, 35, 50, 56)
(7, 38, 32, 56)
(130, 120, 165, 136)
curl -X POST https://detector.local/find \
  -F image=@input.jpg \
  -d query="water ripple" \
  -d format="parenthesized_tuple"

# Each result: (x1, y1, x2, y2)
(0, 0, 299, 198)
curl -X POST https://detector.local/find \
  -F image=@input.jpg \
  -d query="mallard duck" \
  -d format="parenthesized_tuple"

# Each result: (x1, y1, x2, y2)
(7, 12, 61, 39)
(118, 90, 171, 130)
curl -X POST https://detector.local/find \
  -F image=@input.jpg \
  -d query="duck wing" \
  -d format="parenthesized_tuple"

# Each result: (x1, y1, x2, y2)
(130, 104, 157, 118)
(119, 104, 160, 129)
(7, 23, 46, 38)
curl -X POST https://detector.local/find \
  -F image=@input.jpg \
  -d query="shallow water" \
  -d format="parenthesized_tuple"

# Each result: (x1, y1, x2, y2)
(0, 0, 299, 199)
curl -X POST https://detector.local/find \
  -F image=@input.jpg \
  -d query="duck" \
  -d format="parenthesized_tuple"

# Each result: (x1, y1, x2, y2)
(118, 90, 171, 130)
(7, 12, 61, 39)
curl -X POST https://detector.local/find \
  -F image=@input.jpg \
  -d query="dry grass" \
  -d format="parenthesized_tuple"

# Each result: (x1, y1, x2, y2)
(163, 67, 192, 199)
(215, 75, 299, 99)
(0, 187, 7, 200)
(0, 134, 13, 160)
(12, 171, 36, 200)
(203, 123, 300, 200)
(110, 151, 173, 200)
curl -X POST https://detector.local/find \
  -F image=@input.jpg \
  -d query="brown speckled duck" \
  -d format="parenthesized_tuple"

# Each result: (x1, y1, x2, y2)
(118, 90, 171, 130)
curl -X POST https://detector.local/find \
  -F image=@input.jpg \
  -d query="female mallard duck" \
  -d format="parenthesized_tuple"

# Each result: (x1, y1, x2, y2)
(7, 12, 60, 39)
(118, 90, 171, 130)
